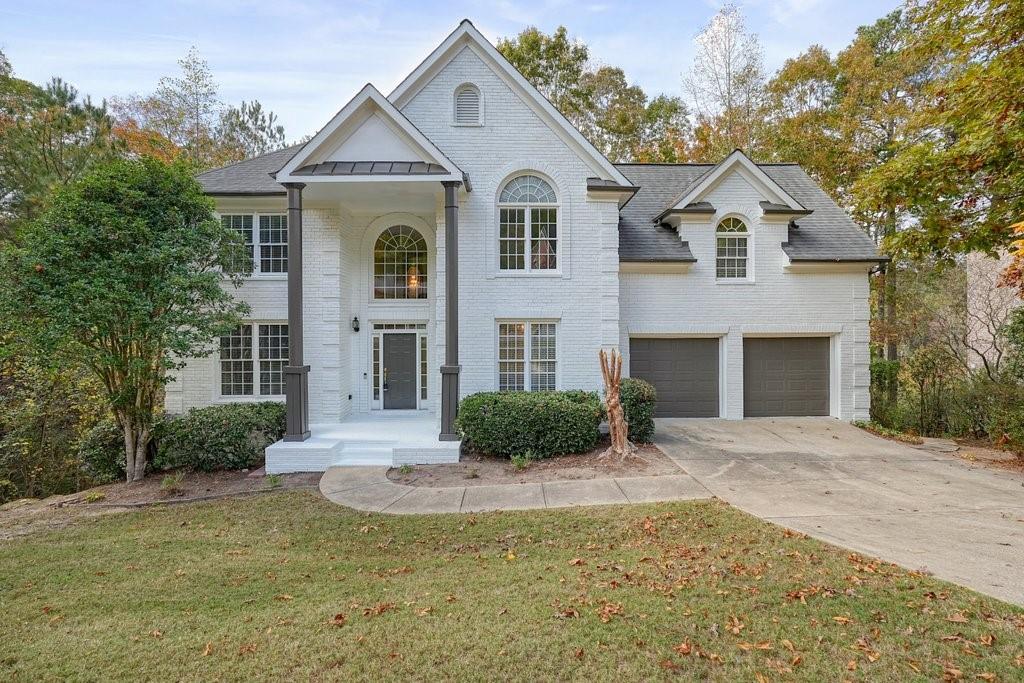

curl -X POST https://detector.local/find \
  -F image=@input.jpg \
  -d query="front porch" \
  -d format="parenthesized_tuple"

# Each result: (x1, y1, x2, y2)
(265, 412, 461, 473)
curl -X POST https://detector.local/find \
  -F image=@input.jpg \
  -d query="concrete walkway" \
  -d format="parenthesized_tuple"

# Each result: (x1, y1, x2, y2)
(318, 466, 710, 514)
(654, 418, 1024, 606)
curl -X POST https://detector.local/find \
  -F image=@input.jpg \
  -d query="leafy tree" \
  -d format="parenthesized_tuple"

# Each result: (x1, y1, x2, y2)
(499, 26, 689, 162)
(113, 47, 287, 169)
(217, 100, 286, 160)
(684, 4, 767, 160)
(865, 0, 1024, 262)
(0, 71, 117, 236)
(497, 26, 593, 128)
(0, 158, 250, 482)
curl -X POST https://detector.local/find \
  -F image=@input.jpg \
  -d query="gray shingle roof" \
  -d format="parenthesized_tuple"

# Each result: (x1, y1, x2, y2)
(196, 145, 301, 195)
(616, 163, 883, 263)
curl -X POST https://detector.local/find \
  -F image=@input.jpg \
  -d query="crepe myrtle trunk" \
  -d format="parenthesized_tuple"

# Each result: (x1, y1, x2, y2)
(120, 415, 150, 484)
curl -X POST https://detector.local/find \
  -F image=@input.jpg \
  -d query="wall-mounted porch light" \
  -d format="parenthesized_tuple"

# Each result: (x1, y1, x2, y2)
(351, 316, 360, 333)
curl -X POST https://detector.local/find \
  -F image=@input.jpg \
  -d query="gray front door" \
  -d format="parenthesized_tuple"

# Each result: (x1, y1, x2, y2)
(383, 333, 417, 409)
(629, 337, 720, 417)
(743, 337, 829, 416)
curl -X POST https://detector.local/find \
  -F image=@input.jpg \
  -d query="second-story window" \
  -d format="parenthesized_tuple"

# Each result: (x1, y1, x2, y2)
(221, 213, 288, 275)
(498, 174, 558, 272)
(716, 217, 749, 279)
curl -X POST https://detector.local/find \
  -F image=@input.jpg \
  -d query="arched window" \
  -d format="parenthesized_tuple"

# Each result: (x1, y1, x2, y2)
(373, 226, 428, 299)
(453, 84, 481, 125)
(716, 217, 749, 279)
(498, 174, 558, 271)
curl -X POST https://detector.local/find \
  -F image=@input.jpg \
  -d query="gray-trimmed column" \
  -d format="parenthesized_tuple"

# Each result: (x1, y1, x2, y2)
(439, 180, 462, 440)
(283, 182, 310, 442)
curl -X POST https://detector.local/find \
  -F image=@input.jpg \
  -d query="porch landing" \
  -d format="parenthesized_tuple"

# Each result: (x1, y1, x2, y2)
(265, 412, 461, 474)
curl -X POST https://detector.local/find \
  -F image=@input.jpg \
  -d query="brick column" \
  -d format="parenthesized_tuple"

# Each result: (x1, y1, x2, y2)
(439, 180, 461, 440)
(283, 183, 310, 442)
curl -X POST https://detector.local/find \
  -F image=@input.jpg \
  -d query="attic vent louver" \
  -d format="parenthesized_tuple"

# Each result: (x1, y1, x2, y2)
(454, 85, 480, 125)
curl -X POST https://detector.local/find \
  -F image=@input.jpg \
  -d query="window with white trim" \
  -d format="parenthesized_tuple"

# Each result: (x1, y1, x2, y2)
(498, 322, 557, 391)
(453, 84, 481, 125)
(373, 226, 428, 299)
(219, 323, 289, 397)
(716, 217, 749, 279)
(220, 213, 288, 275)
(498, 175, 558, 271)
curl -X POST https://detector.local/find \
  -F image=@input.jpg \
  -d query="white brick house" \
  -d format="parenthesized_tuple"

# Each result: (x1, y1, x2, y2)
(171, 20, 883, 472)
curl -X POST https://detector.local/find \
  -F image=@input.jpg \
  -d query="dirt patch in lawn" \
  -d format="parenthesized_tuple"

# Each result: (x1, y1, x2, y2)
(0, 470, 319, 541)
(954, 437, 1024, 474)
(387, 440, 679, 488)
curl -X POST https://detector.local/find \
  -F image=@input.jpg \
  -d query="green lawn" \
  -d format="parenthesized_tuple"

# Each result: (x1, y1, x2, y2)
(2, 492, 1022, 681)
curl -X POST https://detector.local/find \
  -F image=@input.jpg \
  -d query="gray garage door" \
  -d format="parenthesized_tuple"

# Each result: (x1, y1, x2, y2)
(743, 337, 829, 417)
(629, 338, 719, 417)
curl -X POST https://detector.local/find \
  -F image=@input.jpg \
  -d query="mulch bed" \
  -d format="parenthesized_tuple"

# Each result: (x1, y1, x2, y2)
(387, 439, 681, 488)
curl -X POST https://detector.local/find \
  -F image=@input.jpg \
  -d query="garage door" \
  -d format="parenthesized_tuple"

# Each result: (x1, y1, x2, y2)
(743, 337, 829, 417)
(629, 338, 719, 417)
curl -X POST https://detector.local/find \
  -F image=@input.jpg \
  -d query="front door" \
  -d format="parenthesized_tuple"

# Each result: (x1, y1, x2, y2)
(383, 333, 417, 409)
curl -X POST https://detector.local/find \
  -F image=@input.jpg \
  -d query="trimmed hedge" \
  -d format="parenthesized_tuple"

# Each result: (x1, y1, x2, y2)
(456, 391, 602, 458)
(155, 402, 286, 472)
(620, 377, 657, 443)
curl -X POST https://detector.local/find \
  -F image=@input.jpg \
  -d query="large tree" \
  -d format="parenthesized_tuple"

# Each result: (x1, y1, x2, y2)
(862, 0, 1023, 263)
(0, 158, 250, 482)
(113, 47, 288, 170)
(0, 67, 117, 236)
(684, 4, 767, 160)
(498, 26, 690, 162)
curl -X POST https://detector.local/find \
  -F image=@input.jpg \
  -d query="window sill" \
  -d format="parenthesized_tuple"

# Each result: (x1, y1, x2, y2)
(451, 122, 484, 127)
(494, 270, 563, 278)
(241, 274, 288, 282)
(216, 395, 285, 403)
(714, 279, 756, 285)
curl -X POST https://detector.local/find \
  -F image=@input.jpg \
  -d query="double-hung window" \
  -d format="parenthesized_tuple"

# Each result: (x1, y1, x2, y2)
(498, 322, 557, 391)
(219, 323, 289, 397)
(221, 213, 288, 275)
(715, 217, 749, 280)
(498, 175, 558, 271)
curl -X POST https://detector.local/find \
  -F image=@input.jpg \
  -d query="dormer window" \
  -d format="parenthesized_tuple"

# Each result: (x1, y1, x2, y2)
(716, 217, 749, 279)
(453, 84, 481, 125)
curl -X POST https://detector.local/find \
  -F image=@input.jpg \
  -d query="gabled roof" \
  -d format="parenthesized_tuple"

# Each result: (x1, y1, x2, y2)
(274, 84, 463, 185)
(617, 163, 883, 263)
(654, 149, 805, 223)
(388, 19, 632, 189)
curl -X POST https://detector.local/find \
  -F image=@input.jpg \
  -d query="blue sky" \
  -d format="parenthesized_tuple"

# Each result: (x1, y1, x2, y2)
(2, 0, 902, 139)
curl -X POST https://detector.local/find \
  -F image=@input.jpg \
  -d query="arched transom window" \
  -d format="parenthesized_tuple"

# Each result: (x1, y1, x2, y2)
(373, 226, 428, 299)
(498, 174, 558, 271)
(716, 217, 749, 279)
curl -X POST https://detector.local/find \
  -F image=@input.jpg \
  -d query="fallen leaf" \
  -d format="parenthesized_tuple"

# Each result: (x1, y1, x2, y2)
(569, 558, 585, 566)
(847, 660, 857, 671)
(416, 607, 432, 617)
(979, 634, 995, 647)
(674, 639, 692, 656)
(975, 674, 996, 682)
(597, 602, 624, 623)
(202, 642, 213, 656)
(947, 611, 969, 624)
(781, 639, 795, 652)
(238, 643, 257, 656)
(273, 594, 293, 602)
(833, 615, 852, 625)
(727, 615, 745, 635)
(363, 602, 396, 617)
(329, 613, 347, 627)
(150, 630, 163, 638)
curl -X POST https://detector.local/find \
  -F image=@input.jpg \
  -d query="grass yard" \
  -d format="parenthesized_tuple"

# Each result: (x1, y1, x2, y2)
(2, 492, 1022, 681)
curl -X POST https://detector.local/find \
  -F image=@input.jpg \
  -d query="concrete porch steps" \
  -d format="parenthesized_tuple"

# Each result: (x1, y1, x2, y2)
(265, 413, 461, 473)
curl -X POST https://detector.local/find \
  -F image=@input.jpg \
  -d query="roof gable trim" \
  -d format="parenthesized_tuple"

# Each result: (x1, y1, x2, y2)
(275, 84, 462, 184)
(388, 20, 631, 187)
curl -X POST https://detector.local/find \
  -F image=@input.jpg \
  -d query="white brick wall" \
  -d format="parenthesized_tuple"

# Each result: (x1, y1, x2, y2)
(618, 172, 870, 420)
(402, 45, 621, 397)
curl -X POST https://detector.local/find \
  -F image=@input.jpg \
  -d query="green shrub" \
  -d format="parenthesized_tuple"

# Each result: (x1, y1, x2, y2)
(78, 418, 125, 484)
(986, 384, 1024, 458)
(155, 402, 286, 472)
(455, 391, 602, 458)
(620, 378, 657, 443)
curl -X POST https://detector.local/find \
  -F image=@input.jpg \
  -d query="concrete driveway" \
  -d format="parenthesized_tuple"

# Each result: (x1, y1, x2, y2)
(654, 418, 1024, 605)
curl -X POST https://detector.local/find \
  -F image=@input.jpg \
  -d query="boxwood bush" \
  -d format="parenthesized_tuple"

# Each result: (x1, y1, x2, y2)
(155, 402, 286, 472)
(455, 391, 602, 458)
(620, 377, 657, 443)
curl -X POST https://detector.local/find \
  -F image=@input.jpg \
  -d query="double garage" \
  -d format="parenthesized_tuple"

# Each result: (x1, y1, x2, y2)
(628, 336, 831, 418)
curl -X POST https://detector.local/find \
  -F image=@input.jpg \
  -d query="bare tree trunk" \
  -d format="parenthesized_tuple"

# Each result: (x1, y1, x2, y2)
(599, 349, 636, 461)
(121, 414, 149, 484)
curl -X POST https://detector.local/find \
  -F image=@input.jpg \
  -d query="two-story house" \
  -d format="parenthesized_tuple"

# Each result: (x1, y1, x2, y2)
(169, 20, 883, 472)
